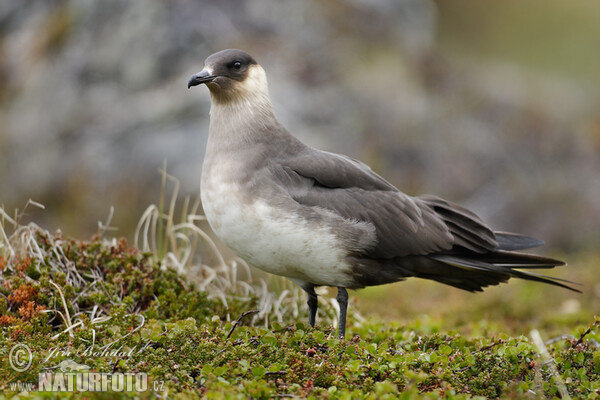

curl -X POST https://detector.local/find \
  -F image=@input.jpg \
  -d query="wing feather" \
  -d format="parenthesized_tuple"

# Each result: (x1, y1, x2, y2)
(272, 147, 574, 292)
(280, 149, 463, 257)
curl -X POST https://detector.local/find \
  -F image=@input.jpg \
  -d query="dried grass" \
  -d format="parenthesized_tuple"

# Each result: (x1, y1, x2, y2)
(132, 163, 340, 328)
(1, 167, 341, 332)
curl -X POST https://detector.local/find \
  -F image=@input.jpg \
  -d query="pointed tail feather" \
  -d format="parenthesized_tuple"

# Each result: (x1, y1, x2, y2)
(494, 232, 545, 251)
(467, 249, 564, 269)
(429, 253, 580, 293)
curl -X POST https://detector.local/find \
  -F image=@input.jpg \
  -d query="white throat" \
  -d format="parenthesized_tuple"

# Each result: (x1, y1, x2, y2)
(207, 65, 280, 148)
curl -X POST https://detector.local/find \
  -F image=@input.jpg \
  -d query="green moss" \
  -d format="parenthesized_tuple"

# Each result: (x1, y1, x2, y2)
(1, 229, 599, 398)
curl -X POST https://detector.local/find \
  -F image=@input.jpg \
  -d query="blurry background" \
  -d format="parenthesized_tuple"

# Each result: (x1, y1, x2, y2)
(1, 0, 599, 322)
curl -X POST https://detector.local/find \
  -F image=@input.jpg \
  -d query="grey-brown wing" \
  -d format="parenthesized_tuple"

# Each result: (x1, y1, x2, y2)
(285, 149, 397, 191)
(279, 148, 498, 258)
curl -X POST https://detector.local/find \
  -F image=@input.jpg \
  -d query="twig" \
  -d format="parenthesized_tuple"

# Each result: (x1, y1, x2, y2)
(574, 319, 600, 348)
(265, 371, 287, 376)
(545, 334, 576, 345)
(227, 310, 259, 339)
(530, 329, 571, 400)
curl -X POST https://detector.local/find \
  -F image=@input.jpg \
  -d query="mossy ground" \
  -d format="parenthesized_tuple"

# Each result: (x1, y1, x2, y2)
(1, 228, 599, 399)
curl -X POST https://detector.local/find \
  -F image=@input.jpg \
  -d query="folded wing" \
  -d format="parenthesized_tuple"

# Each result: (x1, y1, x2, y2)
(278, 147, 579, 292)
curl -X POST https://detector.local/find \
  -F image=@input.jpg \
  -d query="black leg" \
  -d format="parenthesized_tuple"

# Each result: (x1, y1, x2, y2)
(336, 287, 348, 339)
(304, 287, 318, 328)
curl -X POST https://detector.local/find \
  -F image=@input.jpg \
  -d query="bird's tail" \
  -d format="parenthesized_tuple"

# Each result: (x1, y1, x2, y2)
(406, 232, 580, 293)
(429, 252, 579, 292)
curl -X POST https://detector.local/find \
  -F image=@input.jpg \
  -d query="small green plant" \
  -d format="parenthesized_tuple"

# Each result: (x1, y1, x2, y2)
(1, 187, 599, 399)
(133, 163, 340, 328)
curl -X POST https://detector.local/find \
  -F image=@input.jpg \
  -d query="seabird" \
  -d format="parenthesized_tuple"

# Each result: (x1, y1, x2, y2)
(188, 49, 578, 339)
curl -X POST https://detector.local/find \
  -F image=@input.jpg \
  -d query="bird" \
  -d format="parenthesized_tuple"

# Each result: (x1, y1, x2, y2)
(187, 49, 579, 339)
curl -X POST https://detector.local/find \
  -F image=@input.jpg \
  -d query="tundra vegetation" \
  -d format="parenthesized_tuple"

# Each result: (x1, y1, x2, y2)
(1, 193, 598, 399)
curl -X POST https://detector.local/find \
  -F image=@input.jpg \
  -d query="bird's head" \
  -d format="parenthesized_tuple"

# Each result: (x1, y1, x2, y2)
(188, 49, 268, 105)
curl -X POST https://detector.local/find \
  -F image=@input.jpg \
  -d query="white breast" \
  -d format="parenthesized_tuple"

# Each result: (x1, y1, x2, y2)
(200, 176, 355, 288)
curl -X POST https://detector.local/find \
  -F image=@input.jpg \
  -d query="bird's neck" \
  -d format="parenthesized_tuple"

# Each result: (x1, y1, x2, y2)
(207, 89, 284, 153)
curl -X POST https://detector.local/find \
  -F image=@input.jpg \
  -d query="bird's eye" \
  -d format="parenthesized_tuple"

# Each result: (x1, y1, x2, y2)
(232, 61, 242, 70)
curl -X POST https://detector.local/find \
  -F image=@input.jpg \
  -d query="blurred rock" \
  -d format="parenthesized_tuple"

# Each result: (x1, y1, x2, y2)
(0, 0, 599, 251)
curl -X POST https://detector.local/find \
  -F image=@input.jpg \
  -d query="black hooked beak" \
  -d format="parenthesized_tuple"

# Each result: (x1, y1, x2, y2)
(187, 70, 216, 88)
